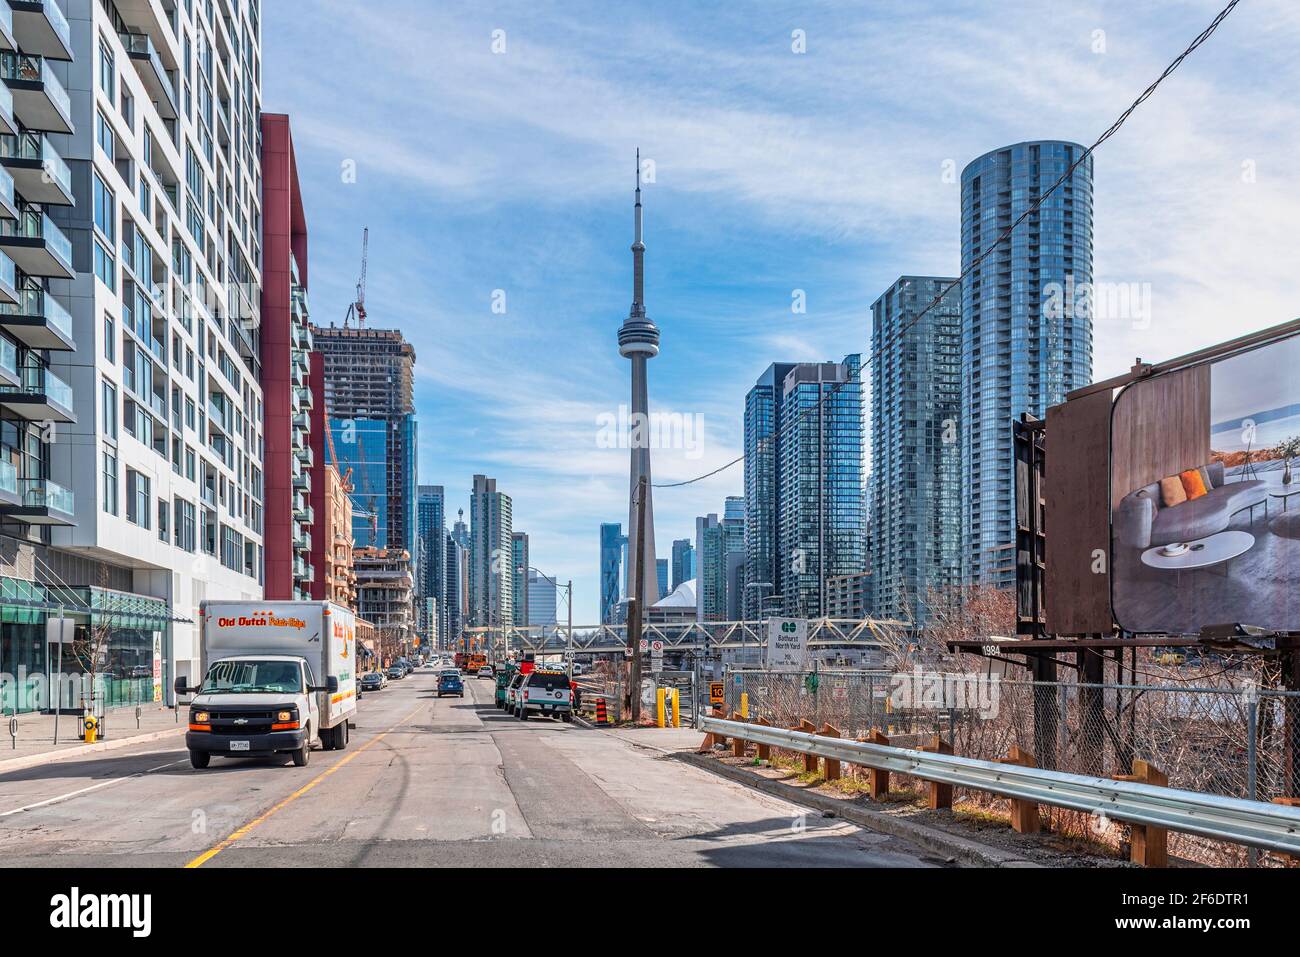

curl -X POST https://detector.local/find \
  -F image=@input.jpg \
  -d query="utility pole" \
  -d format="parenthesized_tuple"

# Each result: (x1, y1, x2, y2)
(627, 475, 647, 722)
(566, 579, 573, 668)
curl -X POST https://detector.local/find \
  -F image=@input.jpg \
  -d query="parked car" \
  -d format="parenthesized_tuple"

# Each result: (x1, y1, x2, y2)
(477, 666, 494, 679)
(437, 671, 465, 698)
(504, 673, 526, 712)
(516, 669, 574, 722)
(386, 665, 405, 680)
(360, 671, 385, 692)
(495, 670, 513, 708)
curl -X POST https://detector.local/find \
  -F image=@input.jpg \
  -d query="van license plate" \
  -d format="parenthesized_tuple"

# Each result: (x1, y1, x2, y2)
(230, 740, 250, 752)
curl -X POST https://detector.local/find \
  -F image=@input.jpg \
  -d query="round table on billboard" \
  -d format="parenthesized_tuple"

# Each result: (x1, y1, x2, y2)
(1140, 530, 1255, 572)
(1269, 486, 1300, 512)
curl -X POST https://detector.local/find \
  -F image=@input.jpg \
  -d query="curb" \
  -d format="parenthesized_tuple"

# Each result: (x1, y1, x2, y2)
(0, 726, 185, 775)
(674, 750, 1043, 868)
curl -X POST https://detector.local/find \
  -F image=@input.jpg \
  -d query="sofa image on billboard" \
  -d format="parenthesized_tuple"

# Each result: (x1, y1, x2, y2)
(1110, 335, 1300, 635)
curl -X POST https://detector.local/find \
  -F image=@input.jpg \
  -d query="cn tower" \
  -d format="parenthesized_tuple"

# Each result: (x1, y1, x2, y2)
(617, 150, 660, 614)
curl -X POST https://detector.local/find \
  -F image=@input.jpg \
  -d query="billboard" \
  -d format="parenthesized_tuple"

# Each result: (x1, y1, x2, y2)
(1110, 335, 1300, 635)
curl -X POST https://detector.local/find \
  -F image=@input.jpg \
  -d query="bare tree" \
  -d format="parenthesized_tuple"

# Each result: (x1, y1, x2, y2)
(68, 563, 113, 717)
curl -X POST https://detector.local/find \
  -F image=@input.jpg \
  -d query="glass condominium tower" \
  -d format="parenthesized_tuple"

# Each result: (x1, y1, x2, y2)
(745, 357, 864, 619)
(960, 141, 1094, 587)
(871, 277, 961, 622)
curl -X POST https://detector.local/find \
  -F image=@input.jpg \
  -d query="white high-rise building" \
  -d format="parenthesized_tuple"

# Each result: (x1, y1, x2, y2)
(0, 0, 267, 703)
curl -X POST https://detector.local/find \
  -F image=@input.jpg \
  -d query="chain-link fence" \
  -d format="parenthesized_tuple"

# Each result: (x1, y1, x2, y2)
(719, 668, 1300, 866)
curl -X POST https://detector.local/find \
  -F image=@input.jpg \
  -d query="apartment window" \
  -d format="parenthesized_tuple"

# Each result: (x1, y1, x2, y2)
(158, 498, 169, 542)
(101, 450, 118, 515)
(119, 84, 134, 130)
(98, 38, 114, 96)
(101, 379, 117, 439)
(103, 314, 115, 363)
(93, 174, 115, 244)
(138, 173, 152, 218)
(185, 447, 195, 481)
(94, 241, 116, 292)
(96, 110, 115, 160)
(126, 469, 150, 528)
(175, 498, 196, 553)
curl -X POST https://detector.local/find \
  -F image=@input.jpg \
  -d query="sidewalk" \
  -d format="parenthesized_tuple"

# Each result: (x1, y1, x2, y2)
(0, 705, 185, 773)
(603, 725, 707, 753)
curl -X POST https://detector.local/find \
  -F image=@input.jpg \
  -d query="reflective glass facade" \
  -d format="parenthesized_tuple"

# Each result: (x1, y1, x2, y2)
(776, 356, 865, 617)
(960, 142, 1094, 586)
(332, 416, 388, 548)
(599, 522, 626, 625)
(871, 277, 962, 622)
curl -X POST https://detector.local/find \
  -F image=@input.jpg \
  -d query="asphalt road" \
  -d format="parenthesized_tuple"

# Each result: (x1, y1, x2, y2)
(0, 668, 945, 867)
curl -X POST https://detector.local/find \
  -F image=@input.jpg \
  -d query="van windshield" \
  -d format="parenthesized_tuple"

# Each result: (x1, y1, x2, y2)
(202, 659, 302, 694)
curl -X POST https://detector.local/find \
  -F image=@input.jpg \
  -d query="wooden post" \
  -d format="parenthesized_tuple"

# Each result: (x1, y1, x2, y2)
(730, 711, 746, 758)
(997, 746, 1041, 834)
(1114, 759, 1168, 867)
(1272, 798, 1300, 866)
(919, 734, 953, 810)
(865, 728, 890, 800)
(698, 705, 726, 751)
(756, 717, 772, 762)
(797, 719, 818, 775)
(820, 723, 842, 781)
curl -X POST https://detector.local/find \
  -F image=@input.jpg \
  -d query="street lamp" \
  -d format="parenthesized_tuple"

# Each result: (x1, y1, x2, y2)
(530, 566, 573, 672)
(744, 582, 775, 666)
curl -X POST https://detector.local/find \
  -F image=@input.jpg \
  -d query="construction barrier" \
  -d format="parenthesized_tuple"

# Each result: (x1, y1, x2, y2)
(594, 697, 610, 726)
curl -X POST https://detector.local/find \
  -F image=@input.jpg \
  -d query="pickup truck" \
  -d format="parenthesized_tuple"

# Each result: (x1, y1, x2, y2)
(515, 669, 574, 722)
(178, 601, 358, 769)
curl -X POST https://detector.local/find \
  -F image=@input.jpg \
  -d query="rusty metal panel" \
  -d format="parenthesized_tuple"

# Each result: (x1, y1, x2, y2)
(1045, 388, 1115, 635)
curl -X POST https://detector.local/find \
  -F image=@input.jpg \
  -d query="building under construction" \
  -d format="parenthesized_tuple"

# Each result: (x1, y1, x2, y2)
(311, 325, 419, 576)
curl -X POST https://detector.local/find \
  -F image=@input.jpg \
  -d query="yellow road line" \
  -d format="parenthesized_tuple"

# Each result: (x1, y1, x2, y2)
(185, 705, 422, 868)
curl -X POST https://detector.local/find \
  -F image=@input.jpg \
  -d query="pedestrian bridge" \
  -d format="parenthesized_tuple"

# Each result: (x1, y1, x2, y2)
(462, 617, 907, 655)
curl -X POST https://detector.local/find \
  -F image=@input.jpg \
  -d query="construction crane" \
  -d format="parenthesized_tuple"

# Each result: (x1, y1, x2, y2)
(342, 227, 369, 329)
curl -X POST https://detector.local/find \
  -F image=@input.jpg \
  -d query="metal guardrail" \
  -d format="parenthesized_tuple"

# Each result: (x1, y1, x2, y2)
(700, 716, 1300, 856)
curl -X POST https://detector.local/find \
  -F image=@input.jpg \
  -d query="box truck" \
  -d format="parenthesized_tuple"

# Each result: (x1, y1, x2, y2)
(177, 600, 358, 769)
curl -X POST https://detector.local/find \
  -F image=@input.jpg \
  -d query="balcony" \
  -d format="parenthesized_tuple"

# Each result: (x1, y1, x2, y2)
(0, 206, 72, 277)
(0, 363, 72, 421)
(114, 0, 178, 70)
(296, 443, 314, 468)
(295, 386, 313, 410)
(0, 52, 72, 134)
(0, 335, 17, 388)
(0, 2, 14, 54)
(0, 82, 14, 137)
(0, 283, 74, 350)
(9, 1, 72, 61)
(0, 476, 74, 524)
(0, 130, 73, 205)
(0, 458, 15, 503)
(118, 30, 177, 120)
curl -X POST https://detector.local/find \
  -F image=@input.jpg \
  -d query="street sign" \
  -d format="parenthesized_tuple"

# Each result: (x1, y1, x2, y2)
(709, 681, 725, 705)
(765, 618, 809, 672)
(639, 639, 649, 653)
(650, 640, 663, 672)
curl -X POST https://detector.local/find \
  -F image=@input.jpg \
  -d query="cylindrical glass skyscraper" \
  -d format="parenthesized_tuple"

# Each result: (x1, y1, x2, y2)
(960, 141, 1094, 586)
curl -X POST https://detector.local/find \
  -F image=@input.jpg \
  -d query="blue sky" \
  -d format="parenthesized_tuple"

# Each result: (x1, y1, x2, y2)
(263, 0, 1300, 623)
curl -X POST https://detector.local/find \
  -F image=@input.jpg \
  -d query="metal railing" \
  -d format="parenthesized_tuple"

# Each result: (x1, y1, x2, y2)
(701, 715, 1300, 856)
